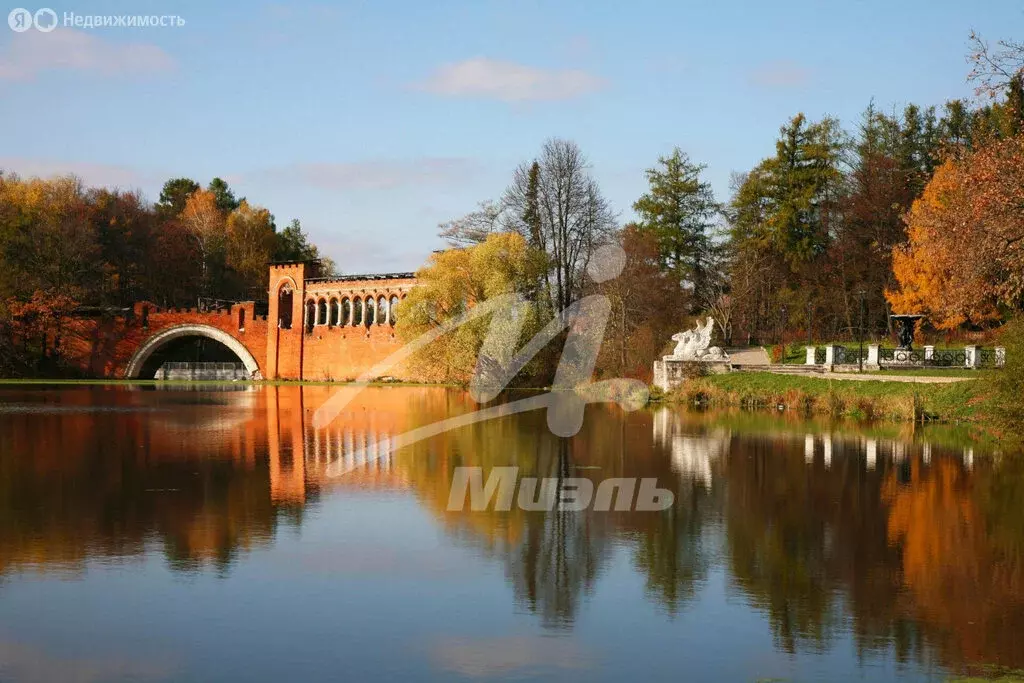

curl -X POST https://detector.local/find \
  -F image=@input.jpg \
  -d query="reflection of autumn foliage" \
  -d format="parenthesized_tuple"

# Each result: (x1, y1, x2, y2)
(721, 436, 933, 660)
(0, 388, 286, 576)
(884, 458, 1024, 669)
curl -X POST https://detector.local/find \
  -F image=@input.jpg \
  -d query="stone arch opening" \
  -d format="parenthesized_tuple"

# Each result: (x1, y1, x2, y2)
(365, 298, 375, 327)
(124, 324, 261, 379)
(377, 296, 387, 325)
(329, 298, 339, 326)
(317, 298, 328, 326)
(277, 284, 293, 329)
(352, 297, 363, 326)
(305, 299, 315, 333)
(341, 298, 351, 326)
(389, 295, 399, 325)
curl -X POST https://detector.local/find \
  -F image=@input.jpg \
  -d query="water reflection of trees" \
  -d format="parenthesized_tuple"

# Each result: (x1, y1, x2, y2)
(884, 456, 1024, 670)
(717, 422, 1024, 673)
(0, 387, 296, 577)
(5, 385, 1024, 675)
(721, 432, 913, 656)
(401, 399, 1024, 674)
(399, 401, 715, 625)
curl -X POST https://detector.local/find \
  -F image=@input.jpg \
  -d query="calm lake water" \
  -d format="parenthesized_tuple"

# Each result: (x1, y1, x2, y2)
(0, 384, 1020, 682)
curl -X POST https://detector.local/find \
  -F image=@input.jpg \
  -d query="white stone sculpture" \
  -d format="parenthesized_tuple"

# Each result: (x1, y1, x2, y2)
(666, 317, 729, 361)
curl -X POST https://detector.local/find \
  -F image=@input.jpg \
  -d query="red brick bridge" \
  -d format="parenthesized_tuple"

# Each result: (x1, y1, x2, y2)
(64, 262, 416, 381)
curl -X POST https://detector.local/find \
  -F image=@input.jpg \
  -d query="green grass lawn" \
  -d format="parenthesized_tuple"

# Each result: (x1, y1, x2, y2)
(670, 371, 992, 424)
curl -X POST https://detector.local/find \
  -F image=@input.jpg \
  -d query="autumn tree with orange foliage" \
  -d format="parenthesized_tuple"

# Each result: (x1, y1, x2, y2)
(888, 135, 1024, 328)
(594, 224, 687, 380)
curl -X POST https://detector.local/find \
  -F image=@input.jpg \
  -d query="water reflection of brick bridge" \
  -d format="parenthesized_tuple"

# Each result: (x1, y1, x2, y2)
(65, 261, 416, 381)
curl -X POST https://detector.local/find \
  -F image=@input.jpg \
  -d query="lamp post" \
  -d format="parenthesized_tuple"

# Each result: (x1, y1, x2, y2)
(858, 290, 866, 373)
(780, 305, 788, 346)
(806, 301, 813, 346)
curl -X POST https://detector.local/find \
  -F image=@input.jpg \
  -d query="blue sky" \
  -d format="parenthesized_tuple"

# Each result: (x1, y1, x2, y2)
(2, 0, 1022, 273)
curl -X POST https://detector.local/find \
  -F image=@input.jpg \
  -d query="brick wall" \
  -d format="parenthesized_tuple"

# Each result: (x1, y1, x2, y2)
(61, 301, 269, 379)
(59, 267, 419, 382)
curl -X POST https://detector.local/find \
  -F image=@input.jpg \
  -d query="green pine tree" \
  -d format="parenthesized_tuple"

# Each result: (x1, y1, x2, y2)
(633, 148, 718, 296)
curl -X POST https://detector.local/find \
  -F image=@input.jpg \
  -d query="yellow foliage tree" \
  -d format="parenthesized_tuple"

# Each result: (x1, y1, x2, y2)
(886, 137, 1023, 328)
(396, 232, 548, 385)
(226, 200, 276, 295)
(179, 189, 226, 295)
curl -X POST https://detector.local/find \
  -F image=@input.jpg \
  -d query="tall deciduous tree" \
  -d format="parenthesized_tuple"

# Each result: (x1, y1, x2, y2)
(889, 134, 1024, 328)
(179, 189, 226, 297)
(226, 201, 276, 297)
(969, 30, 1024, 99)
(593, 224, 686, 379)
(503, 138, 617, 311)
(632, 148, 718, 299)
(438, 200, 503, 247)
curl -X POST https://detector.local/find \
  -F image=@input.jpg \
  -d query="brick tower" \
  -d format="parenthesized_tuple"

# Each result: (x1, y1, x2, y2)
(266, 262, 307, 379)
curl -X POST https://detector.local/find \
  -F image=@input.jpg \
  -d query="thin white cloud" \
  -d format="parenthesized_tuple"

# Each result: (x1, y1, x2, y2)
(748, 60, 812, 88)
(0, 28, 175, 81)
(413, 57, 605, 102)
(0, 157, 156, 189)
(253, 158, 480, 192)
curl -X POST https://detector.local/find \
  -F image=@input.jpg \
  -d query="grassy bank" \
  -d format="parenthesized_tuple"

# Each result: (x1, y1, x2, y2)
(662, 371, 989, 423)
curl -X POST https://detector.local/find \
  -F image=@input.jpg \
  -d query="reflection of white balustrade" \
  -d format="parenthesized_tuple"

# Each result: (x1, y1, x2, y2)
(922, 442, 932, 466)
(380, 434, 392, 471)
(866, 439, 877, 470)
(805, 434, 815, 463)
(670, 435, 724, 487)
(344, 429, 354, 470)
(823, 435, 832, 469)
(652, 408, 672, 446)
(964, 447, 974, 470)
